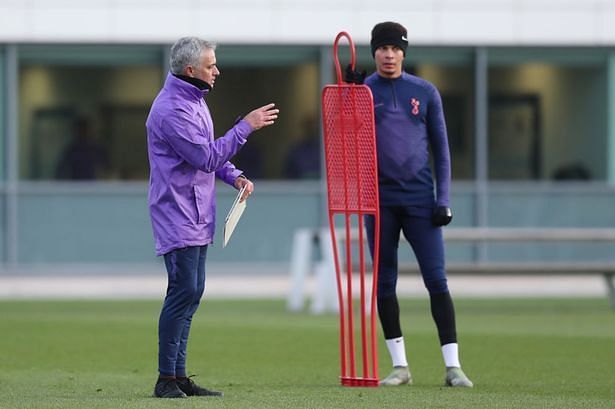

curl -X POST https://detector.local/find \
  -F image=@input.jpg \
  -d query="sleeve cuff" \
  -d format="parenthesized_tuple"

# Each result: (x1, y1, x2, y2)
(229, 169, 244, 185)
(235, 119, 253, 143)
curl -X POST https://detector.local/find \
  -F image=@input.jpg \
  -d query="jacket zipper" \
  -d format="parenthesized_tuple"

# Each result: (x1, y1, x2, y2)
(389, 80, 398, 109)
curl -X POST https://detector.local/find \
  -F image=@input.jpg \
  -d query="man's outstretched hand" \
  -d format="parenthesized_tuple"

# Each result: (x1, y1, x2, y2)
(243, 103, 279, 130)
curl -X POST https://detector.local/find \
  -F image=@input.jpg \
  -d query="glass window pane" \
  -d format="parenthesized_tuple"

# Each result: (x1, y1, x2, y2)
(18, 46, 163, 180)
(0, 47, 4, 181)
(351, 46, 475, 180)
(210, 46, 321, 180)
(488, 48, 608, 181)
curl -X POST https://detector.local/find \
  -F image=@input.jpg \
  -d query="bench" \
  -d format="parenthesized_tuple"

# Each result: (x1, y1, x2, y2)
(287, 227, 615, 313)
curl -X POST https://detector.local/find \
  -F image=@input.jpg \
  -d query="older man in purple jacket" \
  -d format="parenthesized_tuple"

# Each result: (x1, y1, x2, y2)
(146, 37, 278, 399)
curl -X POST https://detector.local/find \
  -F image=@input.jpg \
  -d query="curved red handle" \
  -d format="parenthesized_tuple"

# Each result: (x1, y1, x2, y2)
(333, 31, 356, 85)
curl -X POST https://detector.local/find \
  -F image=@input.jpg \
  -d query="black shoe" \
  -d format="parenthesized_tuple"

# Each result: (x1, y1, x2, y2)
(153, 378, 187, 398)
(176, 376, 223, 397)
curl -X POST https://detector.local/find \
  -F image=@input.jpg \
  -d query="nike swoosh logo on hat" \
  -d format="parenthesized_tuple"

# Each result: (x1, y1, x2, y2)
(402, 36, 408, 41)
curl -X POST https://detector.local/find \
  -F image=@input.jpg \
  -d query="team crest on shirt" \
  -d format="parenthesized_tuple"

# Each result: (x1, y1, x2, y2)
(410, 98, 420, 115)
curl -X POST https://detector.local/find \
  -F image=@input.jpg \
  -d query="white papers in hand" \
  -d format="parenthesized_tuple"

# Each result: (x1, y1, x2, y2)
(223, 185, 247, 248)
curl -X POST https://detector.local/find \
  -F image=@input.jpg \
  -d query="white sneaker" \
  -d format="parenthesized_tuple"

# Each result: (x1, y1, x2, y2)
(379, 366, 412, 386)
(445, 367, 473, 387)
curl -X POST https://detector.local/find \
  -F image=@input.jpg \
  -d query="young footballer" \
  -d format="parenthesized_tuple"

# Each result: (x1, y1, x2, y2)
(345, 22, 473, 388)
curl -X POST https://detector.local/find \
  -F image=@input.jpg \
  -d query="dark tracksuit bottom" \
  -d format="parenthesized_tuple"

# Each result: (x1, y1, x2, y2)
(158, 245, 208, 377)
(365, 206, 457, 345)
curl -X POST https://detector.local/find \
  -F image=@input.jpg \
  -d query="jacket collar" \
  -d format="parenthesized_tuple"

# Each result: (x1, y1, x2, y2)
(173, 74, 211, 91)
(164, 72, 210, 101)
(375, 71, 407, 82)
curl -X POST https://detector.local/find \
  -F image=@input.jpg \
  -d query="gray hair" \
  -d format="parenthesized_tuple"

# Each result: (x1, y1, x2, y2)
(169, 37, 216, 75)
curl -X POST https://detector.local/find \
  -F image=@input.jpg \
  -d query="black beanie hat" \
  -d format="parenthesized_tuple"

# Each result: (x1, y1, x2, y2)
(370, 21, 408, 57)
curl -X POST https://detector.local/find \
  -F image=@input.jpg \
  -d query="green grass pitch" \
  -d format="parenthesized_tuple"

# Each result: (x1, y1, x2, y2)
(0, 297, 614, 408)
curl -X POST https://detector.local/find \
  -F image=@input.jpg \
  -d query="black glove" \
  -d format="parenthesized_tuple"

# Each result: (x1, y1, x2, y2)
(344, 64, 366, 85)
(432, 206, 453, 227)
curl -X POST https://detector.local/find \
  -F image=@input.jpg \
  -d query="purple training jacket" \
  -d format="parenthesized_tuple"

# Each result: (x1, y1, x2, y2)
(146, 73, 252, 255)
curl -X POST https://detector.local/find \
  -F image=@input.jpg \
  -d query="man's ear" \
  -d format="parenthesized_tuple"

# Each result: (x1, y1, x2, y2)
(184, 65, 195, 77)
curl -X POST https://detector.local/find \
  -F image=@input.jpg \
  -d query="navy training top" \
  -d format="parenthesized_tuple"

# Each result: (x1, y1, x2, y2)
(365, 71, 451, 208)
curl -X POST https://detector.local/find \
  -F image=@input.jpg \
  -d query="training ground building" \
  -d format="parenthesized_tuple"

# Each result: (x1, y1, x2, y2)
(1, 1, 615, 273)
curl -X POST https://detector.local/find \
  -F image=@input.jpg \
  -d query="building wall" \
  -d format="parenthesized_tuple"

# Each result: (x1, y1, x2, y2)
(0, 0, 614, 45)
(11, 183, 615, 269)
(14, 181, 323, 265)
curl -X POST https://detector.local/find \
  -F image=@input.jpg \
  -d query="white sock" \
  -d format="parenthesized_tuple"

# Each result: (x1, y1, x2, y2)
(442, 343, 461, 368)
(385, 337, 408, 367)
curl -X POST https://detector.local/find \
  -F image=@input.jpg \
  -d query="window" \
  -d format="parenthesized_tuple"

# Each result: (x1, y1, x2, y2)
(210, 45, 321, 179)
(0, 47, 4, 181)
(488, 48, 608, 180)
(18, 45, 163, 180)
